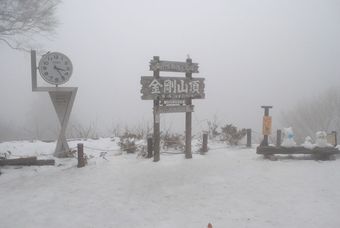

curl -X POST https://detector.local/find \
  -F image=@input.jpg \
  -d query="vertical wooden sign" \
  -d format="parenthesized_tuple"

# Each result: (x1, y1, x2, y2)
(260, 106, 273, 147)
(262, 116, 272, 136)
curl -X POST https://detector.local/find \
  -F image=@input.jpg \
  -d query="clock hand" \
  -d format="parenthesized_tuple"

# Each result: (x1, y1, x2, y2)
(54, 65, 67, 71)
(54, 66, 66, 80)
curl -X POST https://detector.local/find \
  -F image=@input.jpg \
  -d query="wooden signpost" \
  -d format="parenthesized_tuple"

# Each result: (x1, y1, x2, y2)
(141, 56, 205, 161)
(260, 106, 273, 146)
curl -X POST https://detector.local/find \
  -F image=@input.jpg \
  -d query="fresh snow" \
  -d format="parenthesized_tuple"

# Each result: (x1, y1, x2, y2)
(0, 138, 340, 228)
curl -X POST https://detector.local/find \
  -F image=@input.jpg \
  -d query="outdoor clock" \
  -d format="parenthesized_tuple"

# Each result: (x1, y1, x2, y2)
(38, 52, 73, 85)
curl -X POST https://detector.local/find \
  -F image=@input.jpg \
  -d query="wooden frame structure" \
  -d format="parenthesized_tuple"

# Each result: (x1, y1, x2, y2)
(141, 56, 205, 161)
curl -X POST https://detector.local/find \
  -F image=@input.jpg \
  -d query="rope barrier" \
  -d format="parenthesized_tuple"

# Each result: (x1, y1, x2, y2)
(83, 146, 121, 152)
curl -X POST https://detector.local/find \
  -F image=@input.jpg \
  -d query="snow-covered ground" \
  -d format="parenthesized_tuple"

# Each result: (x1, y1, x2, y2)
(0, 138, 340, 228)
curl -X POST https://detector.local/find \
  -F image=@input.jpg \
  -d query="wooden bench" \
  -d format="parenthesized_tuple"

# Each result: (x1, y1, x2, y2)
(256, 146, 340, 160)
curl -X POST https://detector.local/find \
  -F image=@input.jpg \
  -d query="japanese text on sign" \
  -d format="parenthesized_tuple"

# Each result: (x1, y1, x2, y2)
(141, 77, 205, 100)
(262, 116, 272, 136)
(149, 60, 199, 73)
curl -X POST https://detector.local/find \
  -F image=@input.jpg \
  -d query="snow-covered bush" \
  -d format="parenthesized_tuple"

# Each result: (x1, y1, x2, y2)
(118, 137, 137, 153)
(68, 122, 99, 140)
(118, 132, 141, 153)
(207, 117, 220, 140)
(220, 124, 246, 146)
(161, 132, 184, 150)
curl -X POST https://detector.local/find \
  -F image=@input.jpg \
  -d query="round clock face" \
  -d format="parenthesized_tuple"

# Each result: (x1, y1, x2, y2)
(38, 52, 73, 85)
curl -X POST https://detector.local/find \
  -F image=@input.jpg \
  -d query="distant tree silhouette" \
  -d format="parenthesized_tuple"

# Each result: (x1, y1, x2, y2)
(281, 87, 340, 143)
(0, 0, 60, 51)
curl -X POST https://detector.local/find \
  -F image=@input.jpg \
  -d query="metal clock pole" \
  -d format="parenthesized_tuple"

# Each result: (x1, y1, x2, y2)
(31, 50, 78, 158)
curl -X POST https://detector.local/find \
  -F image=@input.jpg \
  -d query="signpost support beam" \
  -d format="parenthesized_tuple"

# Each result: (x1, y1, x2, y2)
(202, 132, 208, 154)
(153, 56, 161, 162)
(185, 57, 193, 159)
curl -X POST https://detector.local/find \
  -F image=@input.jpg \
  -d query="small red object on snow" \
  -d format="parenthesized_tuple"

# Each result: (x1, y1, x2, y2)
(207, 223, 213, 228)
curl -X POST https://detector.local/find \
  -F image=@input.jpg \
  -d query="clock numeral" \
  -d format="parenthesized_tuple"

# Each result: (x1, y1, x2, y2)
(44, 72, 48, 76)
(44, 61, 49, 65)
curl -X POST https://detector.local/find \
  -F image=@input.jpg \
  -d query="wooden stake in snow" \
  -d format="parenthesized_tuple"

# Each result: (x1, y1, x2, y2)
(246, 128, 252, 147)
(77, 143, 85, 168)
(202, 132, 208, 154)
(276, 129, 282, 146)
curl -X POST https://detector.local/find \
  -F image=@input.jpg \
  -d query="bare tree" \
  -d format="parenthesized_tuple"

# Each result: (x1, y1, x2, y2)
(281, 87, 340, 143)
(0, 0, 60, 51)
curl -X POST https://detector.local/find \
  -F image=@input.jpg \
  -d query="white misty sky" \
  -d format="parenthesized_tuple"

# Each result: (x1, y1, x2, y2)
(1, 0, 340, 138)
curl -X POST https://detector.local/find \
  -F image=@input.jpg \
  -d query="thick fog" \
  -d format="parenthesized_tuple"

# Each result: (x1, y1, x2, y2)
(1, 0, 340, 140)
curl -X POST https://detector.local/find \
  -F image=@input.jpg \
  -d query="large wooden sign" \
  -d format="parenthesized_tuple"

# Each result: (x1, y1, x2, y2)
(140, 76, 205, 100)
(141, 56, 205, 162)
(150, 60, 199, 73)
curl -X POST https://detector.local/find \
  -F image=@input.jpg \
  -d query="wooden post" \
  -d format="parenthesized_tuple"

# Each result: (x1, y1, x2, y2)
(332, 131, 337, 146)
(77, 143, 85, 168)
(246, 129, 252, 147)
(276, 129, 282, 147)
(0, 157, 55, 166)
(147, 137, 153, 158)
(153, 56, 161, 162)
(202, 132, 208, 154)
(185, 57, 193, 159)
(260, 106, 273, 146)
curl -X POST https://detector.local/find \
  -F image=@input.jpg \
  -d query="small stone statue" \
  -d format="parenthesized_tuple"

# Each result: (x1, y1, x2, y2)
(315, 131, 331, 147)
(302, 136, 314, 149)
(281, 127, 297, 147)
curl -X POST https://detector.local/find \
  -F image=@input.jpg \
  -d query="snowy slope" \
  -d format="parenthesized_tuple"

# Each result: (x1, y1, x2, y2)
(0, 139, 340, 228)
